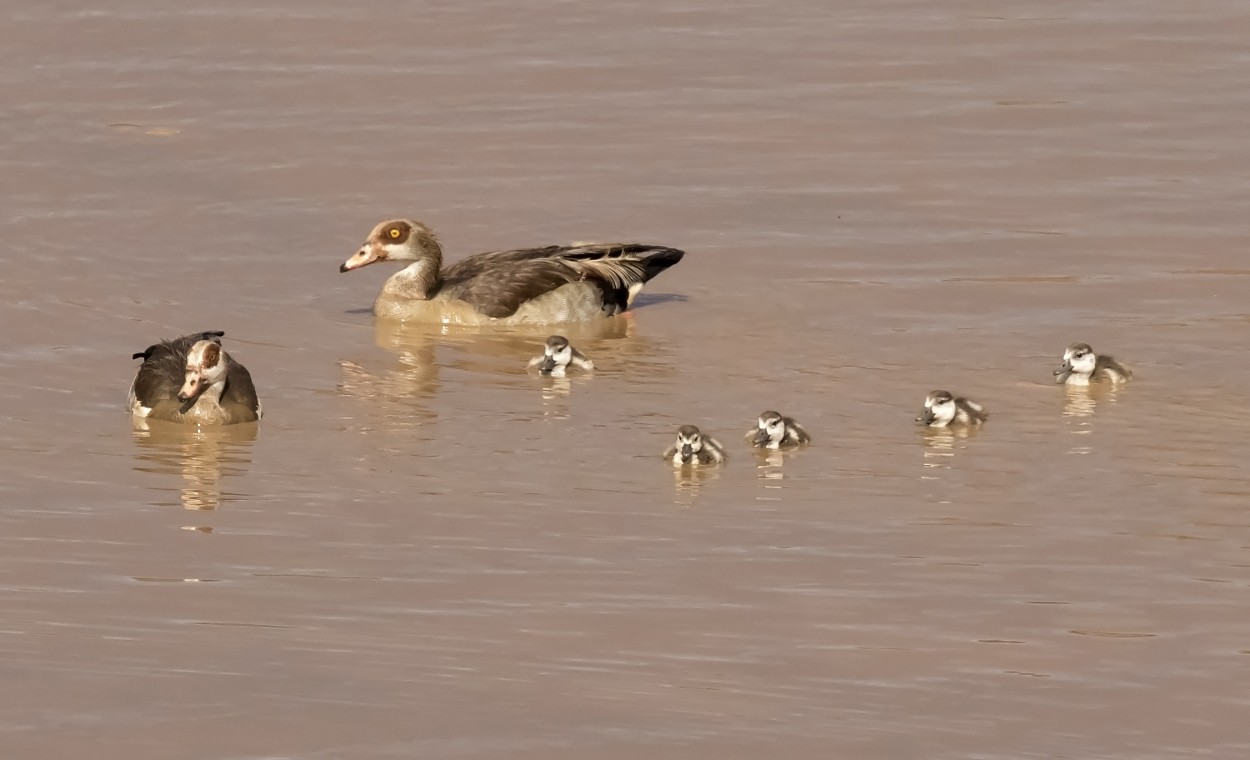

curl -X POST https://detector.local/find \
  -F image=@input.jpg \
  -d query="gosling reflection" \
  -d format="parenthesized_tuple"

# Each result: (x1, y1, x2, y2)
(131, 418, 257, 511)
(917, 425, 981, 472)
(671, 465, 722, 508)
(752, 447, 795, 498)
(1061, 384, 1123, 455)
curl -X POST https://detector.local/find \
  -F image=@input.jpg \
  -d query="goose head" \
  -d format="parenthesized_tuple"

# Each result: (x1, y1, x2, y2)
(915, 390, 956, 427)
(1055, 342, 1096, 377)
(340, 219, 441, 273)
(178, 339, 228, 401)
(537, 336, 572, 374)
(751, 411, 786, 447)
(674, 424, 705, 463)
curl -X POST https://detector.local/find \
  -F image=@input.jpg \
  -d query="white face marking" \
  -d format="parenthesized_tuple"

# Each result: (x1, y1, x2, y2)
(756, 416, 786, 447)
(1064, 347, 1097, 375)
(549, 346, 573, 367)
(924, 395, 957, 427)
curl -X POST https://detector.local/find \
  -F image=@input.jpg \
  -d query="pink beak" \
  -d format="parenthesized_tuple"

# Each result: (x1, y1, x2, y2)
(178, 374, 204, 401)
(340, 247, 380, 273)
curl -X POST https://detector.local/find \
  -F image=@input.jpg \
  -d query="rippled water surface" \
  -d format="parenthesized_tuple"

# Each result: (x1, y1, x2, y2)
(3, 1, 1250, 758)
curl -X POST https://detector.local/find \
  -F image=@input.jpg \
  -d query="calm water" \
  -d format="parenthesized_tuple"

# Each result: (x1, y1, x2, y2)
(2, 1, 1250, 758)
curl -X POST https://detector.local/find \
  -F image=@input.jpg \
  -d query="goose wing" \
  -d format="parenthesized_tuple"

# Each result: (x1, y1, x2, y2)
(221, 357, 262, 419)
(442, 243, 685, 319)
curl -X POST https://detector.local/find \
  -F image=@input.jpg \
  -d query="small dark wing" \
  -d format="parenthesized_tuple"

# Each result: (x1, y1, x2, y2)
(1096, 355, 1133, 379)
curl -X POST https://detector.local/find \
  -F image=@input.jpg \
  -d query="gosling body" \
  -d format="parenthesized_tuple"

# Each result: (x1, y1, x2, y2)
(916, 390, 987, 428)
(1054, 342, 1132, 386)
(527, 335, 594, 377)
(663, 425, 727, 466)
(746, 411, 811, 449)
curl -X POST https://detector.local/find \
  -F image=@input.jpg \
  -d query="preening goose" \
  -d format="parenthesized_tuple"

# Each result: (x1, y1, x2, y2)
(128, 331, 261, 425)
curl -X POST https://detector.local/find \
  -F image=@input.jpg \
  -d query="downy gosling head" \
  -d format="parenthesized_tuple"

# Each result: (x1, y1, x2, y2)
(527, 335, 594, 376)
(746, 411, 811, 450)
(915, 390, 988, 428)
(1054, 342, 1132, 386)
(663, 425, 727, 467)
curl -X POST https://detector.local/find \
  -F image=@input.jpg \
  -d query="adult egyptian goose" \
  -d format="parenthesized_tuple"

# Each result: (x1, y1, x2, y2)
(746, 411, 811, 449)
(1053, 342, 1132, 386)
(128, 331, 262, 425)
(340, 219, 685, 324)
(915, 390, 987, 428)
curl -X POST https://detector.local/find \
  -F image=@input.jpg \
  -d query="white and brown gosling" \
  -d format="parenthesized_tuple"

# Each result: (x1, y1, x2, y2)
(663, 425, 727, 467)
(746, 411, 811, 450)
(340, 218, 685, 325)
(1054, 342, 1132, 386)
(915, 390, 987, 428)
(128, 331, 262, 425)
(527, 335, 594, 377)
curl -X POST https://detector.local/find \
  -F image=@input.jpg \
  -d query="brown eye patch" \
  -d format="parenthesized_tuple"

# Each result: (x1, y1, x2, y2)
(383, 223, 410, 244)
(202, 342, 221, 369)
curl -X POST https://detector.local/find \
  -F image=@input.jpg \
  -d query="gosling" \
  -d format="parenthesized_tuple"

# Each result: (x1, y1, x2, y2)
(746, 411, 811, 450)
(663, 425, 727, 466)
(527, 335, 594, 377)
(1054, 342, 1132, 386)
(915, 390, 987, 428)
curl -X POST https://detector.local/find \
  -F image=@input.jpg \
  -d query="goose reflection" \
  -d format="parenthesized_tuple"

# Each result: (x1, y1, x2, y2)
(342, 315, 670, 417)
(131, 418, 257, 512)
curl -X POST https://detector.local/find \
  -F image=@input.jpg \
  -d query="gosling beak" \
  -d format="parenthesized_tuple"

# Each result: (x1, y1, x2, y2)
(340, 247, 380, 273)
(679, 444, 693, 462)
(915, 409, 935, 425)
(1053, 362, 1071, 376)
(751, 428, 770, 446)
(538, 356, 557, 374)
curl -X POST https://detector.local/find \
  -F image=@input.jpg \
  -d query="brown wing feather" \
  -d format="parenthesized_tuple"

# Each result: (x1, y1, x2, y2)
(440, 244, 684, 319)
(221, 357, 262, 419)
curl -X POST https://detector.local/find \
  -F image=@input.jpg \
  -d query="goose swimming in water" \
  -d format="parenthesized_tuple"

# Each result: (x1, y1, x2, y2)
(1054, 342, 1132, 386)
(746, 411, 811, 449)
(527, 335, 594, 376)
(915, 390, 987, 428)
(340, 218, 685, 325)
(663, 425, 727, 466)
(128, 331, 262, 425)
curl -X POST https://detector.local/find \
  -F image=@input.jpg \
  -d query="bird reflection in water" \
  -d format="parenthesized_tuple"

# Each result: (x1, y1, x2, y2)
(130, 418, 257, 515)
(1061, 384, 1123, 455)
(342, 313, 670, 422)
(671, 464, 722, 508)
(917, 425, 980, 475)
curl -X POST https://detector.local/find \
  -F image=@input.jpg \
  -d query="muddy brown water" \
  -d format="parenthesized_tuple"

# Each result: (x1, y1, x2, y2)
(2, 1, 1250, 758)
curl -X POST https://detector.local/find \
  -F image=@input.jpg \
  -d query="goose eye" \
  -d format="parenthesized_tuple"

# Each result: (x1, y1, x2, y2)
(388, 228, 401, 239)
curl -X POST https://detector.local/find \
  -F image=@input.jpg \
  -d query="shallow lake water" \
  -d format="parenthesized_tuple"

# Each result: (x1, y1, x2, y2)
(2, 1, 1250, 757)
